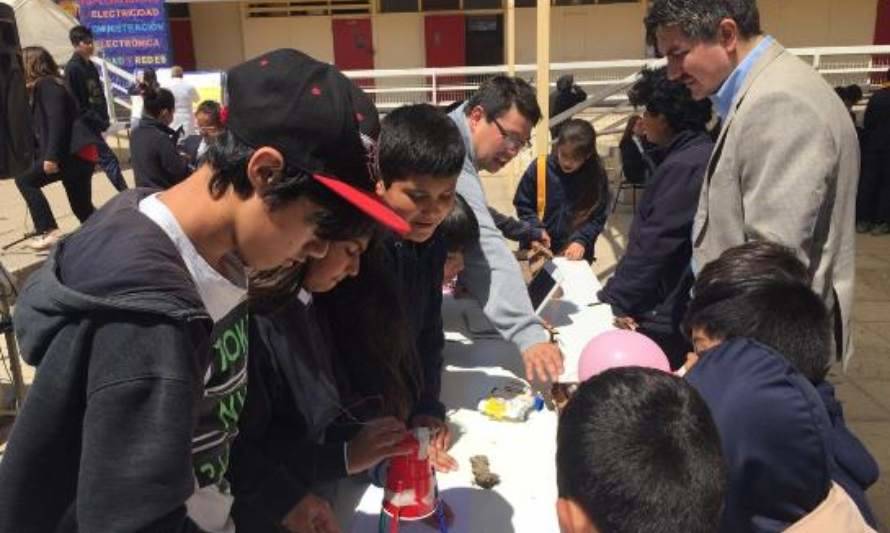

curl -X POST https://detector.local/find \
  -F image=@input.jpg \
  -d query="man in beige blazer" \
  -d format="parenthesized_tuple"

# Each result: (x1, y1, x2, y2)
(646, 0, 859, 364)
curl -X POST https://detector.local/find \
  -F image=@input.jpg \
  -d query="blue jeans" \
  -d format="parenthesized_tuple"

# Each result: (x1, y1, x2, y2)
(96, 138, 128, 191)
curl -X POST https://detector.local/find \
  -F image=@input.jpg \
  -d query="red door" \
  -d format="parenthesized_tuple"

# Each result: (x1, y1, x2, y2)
(875, 0, 890, 44)
(168, 19, 196, 71)
(874, 0, 890, 84)
(425, 15, 466, 105)
(332, 18, 374, 71)
(424, 14, 465, 68)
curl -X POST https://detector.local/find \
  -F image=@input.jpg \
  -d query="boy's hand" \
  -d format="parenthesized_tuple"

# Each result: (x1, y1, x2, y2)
(411, 415, 458, 472)
(534, 229, 552, 250)
(43, 160, 59, 175)
(346, 417, 412, 475)
(676, 352, 700, 378)
(563, 242, 586, 261)
(281, 494, 340, 533)
(614, 316, 639, 331)
(522, 342, 564, 383)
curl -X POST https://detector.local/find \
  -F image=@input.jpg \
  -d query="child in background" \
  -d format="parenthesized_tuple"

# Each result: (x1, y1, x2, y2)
(556, 367, 726, 533)
(180, 100, 225, 167)
(130, 86, 190, 190)
(684, 240, 879, 527)
(322, 103, 466, 472)
(439, 194, 480, 293)
(514, 118, 609, 262)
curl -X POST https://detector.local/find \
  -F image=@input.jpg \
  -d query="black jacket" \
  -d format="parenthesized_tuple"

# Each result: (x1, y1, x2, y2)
(619, 135, 657, 185)
(29, 78, 76, 164)
(598, 130, 713, 330)
(0, 190, 247, 533)
(386, 232, 447, 419)
(549, 85, 587, 119)
(863, 87, 890, 154)
(64, 53, 109, 133)
(514, 153, 609, 261)
(230, 295, 357, 532)
(131, 117, 189, 190)
(180, 134, 204, 169)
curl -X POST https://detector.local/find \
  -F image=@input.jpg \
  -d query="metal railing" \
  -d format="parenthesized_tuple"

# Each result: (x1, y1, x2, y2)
(92, 45, 890, 129)
(92, 56, 137, 131)
(343, 45, 890, 110)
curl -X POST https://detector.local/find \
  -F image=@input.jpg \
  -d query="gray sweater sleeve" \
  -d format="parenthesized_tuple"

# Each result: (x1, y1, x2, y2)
(456, 160, 548, 353)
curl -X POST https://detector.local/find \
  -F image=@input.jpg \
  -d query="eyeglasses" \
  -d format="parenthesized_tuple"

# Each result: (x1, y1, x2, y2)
(492, 118, 531, 151)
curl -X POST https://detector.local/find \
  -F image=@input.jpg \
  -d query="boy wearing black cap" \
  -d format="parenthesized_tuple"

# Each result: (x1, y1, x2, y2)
(0, 49, 408, 533)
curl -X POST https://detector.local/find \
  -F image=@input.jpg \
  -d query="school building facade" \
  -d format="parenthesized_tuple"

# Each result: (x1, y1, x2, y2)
(164, 0, 890, 72)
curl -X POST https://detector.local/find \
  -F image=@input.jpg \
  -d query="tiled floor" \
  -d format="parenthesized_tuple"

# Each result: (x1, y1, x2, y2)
(1, 152, 888, 529)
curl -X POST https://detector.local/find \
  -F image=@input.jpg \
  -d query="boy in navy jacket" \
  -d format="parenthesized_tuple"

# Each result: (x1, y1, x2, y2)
(684, 241, 878, 527)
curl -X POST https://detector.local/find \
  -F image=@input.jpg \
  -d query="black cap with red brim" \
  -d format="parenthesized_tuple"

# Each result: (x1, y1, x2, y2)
(226, 49, 409, 236)
(313, 175, 409, 235)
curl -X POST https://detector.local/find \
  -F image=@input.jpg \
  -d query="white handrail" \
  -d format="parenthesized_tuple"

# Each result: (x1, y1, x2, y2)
(343, 45, 890, 110)
(88, 45, 890, 122)
(91, 56, 137, 126)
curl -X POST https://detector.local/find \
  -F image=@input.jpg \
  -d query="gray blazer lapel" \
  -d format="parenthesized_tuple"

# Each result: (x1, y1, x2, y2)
(692, 40, 786, 245)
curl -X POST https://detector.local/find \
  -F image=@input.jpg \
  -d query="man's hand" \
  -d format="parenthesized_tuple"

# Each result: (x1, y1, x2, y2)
(281, 494, 340, 533)
(345, 417, 412, 475)
(43, 160, 60, 175)
(562, 242, 586, 261)
(522, 342, 564, 383)
(410, 415, 458, 473)
(614, 316, 639, 331)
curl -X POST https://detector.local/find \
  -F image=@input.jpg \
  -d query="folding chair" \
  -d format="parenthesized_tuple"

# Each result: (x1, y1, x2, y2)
(610, 169, 646, 214)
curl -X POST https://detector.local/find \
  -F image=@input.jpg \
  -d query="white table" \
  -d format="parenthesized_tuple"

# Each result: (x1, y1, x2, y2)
(333, 259, 614, 533)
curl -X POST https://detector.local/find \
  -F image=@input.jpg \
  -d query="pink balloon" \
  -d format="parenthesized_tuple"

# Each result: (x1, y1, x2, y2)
(578, 329, 671, 381)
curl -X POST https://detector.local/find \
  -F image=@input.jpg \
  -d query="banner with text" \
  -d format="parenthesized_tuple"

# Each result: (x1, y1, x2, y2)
(78, 0, 172, 71)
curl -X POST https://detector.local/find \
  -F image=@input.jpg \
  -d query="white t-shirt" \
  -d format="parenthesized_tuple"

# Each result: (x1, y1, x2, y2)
(139, 193, 247, 533)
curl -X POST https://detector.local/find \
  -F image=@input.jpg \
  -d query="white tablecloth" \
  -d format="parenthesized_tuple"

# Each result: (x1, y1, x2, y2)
(334, 259, 614, 533)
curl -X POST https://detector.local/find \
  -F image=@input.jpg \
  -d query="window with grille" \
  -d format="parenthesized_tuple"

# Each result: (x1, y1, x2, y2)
(245, 0, 372, 17)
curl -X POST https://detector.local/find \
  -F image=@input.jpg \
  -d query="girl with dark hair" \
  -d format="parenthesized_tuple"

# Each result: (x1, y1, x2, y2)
(127, 67, 160, 128)
(598, 66, 714, 368)
(130, 85, 190, 189)
(232, 224, 419, 532)
(14, 46, 96, 250)
(316, 245, 425, 423)
(513, 118, 609, 262)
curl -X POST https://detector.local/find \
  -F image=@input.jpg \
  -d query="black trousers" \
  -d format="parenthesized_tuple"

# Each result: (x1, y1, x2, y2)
(15, 156, 96, 234)
(856, 148, 890, 224)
